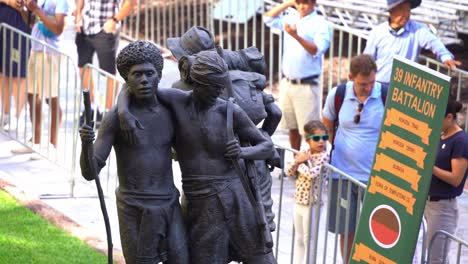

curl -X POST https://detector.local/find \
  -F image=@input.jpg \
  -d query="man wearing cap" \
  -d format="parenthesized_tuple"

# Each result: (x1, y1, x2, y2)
(264, 0, 331, 150)
(364, 0, 461, 85)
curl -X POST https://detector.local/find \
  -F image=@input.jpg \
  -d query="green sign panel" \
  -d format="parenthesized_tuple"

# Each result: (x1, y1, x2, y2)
(350, 56, 451, 264)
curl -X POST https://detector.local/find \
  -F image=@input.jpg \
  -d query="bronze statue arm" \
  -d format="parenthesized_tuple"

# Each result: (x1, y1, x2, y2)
(261, 92, 281, 136)
(232, 105, 275, 160)
(79, 112, 116, 180)
(156, 87, 187, 109)
(116, 85, 144, 145)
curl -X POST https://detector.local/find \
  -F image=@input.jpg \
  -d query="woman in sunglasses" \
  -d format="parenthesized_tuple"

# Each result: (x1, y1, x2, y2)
(286, 120, 329, 264)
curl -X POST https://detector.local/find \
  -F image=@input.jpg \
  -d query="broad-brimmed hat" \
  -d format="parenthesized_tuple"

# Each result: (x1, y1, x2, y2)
(386, 0, 421, 11)
(166, 26, 215, 60)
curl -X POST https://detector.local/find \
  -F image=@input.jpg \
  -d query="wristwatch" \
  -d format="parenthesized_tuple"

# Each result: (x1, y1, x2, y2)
(111, 16, 119, 23)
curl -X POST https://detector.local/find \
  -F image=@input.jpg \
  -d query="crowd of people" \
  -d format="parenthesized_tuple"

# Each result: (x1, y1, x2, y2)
(0, 0, 467, 263)
(0, 0, 134, 159)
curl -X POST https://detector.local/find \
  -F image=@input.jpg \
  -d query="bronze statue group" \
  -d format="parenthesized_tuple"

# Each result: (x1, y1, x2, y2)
(79, 26, 282, 264)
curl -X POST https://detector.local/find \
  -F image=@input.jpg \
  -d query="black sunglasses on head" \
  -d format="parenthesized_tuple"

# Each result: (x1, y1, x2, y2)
(354, 103, 364, 124)
(307, 134, 329, 142)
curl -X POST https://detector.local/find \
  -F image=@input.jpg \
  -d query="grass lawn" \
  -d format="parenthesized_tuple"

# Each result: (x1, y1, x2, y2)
(0, 190, 110, 263)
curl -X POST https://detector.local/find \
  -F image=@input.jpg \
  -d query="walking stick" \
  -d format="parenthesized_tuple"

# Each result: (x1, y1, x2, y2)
(82, 90, 113, 264)
(226, 99, 273, 249)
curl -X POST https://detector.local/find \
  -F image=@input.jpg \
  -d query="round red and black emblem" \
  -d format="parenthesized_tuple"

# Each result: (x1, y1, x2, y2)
(369, 205, 401, 248)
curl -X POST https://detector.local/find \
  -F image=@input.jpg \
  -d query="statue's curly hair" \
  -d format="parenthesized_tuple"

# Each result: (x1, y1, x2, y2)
(116, 41, 164, 80)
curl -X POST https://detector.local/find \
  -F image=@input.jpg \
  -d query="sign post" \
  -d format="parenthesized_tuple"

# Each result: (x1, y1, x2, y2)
(350, 56, 451, 264)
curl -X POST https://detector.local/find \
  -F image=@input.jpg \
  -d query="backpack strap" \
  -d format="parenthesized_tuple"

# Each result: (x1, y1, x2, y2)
(380, 83, 388, 106)
(333, 83, 347, 126)
(334, 82, 388, 119)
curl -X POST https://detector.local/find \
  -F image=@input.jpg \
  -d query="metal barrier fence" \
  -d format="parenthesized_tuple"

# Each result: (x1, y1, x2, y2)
(426, 230, 468, 264)
(0, 22, 80, 173)
(0, 23, 123, 198)
(273, 144, 430, 263)
(71, 63, 124, 198)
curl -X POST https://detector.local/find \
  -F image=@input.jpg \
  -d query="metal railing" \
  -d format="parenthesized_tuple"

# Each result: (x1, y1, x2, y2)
(0, 23, 124, 199)
(0, 22, 80, 171)
(272, 144, 430, 263)
(426, 230, 468, 264)
(71, 63, 124, 198)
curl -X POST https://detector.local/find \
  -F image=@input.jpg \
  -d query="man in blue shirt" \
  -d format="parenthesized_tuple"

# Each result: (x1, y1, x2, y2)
(264, 0, 331, 150)
(364, 0, 461, 85)
(322, 54, 384, 264)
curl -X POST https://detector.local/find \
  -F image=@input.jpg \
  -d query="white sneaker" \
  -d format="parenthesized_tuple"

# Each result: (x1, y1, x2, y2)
(30, 145, 57, 161)
(29, 152, 44, 160)
(2, 114, 10, 126)
(11, 141, 37, 154)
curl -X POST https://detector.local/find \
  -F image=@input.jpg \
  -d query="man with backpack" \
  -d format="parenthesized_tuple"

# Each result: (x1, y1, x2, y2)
(322, 54, 386, 264)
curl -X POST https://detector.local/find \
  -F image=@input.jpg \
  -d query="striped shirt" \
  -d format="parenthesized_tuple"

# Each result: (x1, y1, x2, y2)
(82, 0, 123, 35)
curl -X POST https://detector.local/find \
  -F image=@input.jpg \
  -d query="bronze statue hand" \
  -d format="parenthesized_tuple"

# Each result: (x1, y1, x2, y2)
(225, 139, 242, 160)
(118, 111, 144, 145)
(267, 149, 283, 170)
(79, 124, 95, 144)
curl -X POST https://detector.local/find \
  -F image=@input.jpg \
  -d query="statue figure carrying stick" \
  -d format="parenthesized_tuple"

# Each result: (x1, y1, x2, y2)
(79, 41, 189, 264)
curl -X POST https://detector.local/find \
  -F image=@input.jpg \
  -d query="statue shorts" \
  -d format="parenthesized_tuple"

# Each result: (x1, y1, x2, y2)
(184, 178, 274, 263)
(116, 190, 189, 264)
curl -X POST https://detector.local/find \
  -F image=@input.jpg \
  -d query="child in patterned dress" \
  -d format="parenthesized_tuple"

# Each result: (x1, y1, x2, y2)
(286, 120, 330, 264)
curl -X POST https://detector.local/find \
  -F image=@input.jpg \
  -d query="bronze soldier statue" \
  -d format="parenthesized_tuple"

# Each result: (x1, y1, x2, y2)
(79, 41, 189, 264)
(118, 50, 277, 263)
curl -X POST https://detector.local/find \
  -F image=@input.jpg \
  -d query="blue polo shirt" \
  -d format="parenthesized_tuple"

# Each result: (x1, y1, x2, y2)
(264, 9, 331, 79)
(363, 20, 454, 85)
(322, 81, 385, 182)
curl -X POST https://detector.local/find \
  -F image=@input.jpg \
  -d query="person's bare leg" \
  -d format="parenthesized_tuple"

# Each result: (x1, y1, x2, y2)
(1, 74, 11, 116)
(79, 67, 94, 103)
(28, 94, 42, 144)
(289, 129, 302, 150)
(105, 76, 118, 110)
(47, 97, 62, 148)
(340, 232, 355, 264)
(11, 77, 27, 118)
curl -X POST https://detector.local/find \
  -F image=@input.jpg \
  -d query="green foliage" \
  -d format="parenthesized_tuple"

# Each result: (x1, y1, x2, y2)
(0, 190, 109, 263)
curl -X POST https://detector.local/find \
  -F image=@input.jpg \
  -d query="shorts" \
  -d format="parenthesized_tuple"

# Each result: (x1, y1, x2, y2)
(75, 30, 119, 74)
(278, 78, 321, 135)
(185, 179, 272, 263)
(327, 179, 366, 234)
(116, 191, 189, 264)
(0, 4, 30, 77)
(27, 51, 60, 98)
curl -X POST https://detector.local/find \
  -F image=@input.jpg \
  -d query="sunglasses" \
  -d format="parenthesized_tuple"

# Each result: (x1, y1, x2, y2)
(354, 103, 364, 124)
(307, 134, 329, 142)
